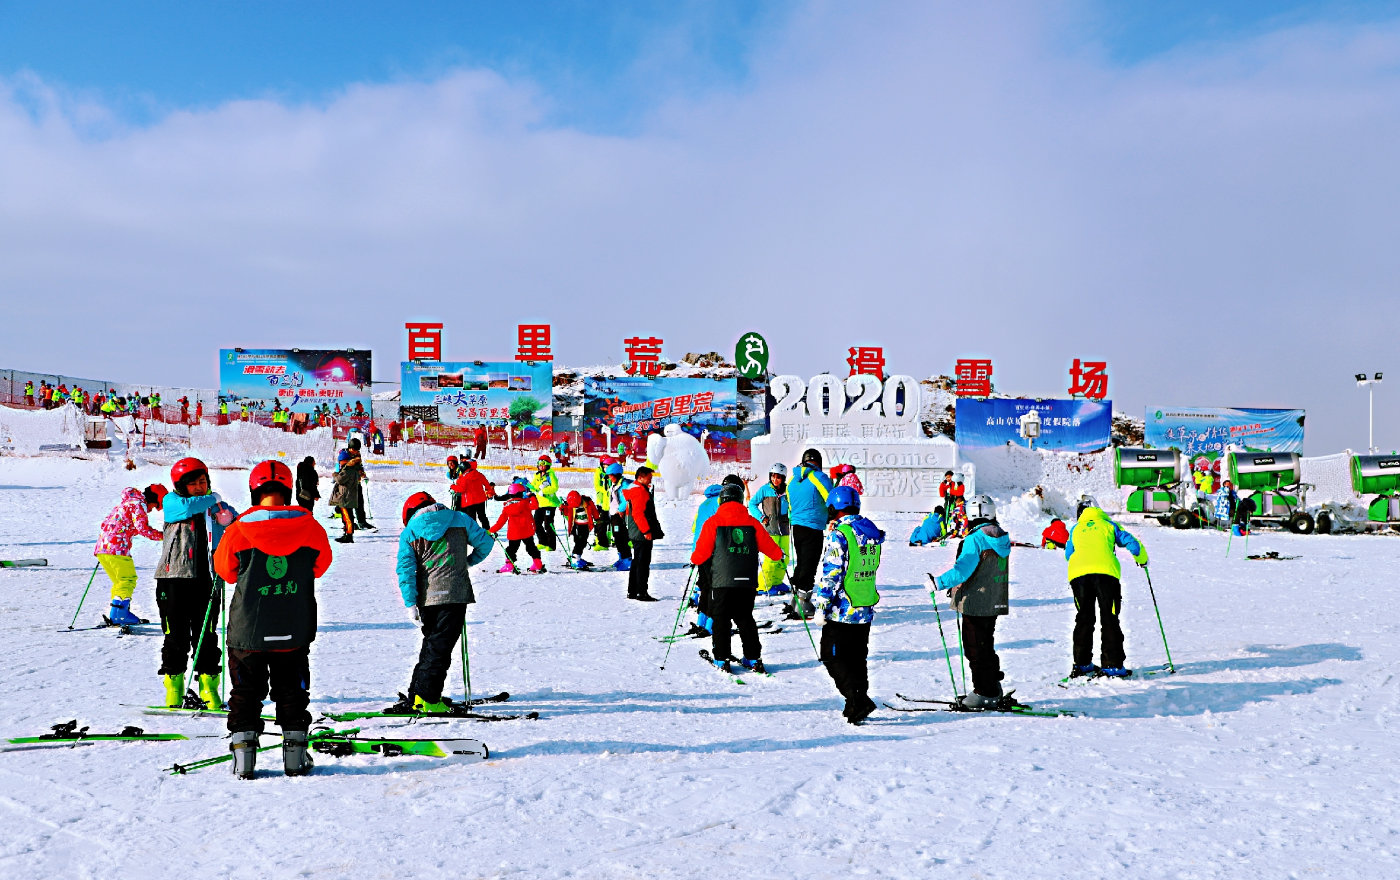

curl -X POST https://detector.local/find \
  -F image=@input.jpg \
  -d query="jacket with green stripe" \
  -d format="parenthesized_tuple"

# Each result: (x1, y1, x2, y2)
(1065, 508, 1147, 581)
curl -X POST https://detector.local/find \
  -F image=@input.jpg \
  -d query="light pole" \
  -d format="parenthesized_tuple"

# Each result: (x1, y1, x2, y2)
(1356, 373, 1383, 453)
(1019, 408, 1042, 450)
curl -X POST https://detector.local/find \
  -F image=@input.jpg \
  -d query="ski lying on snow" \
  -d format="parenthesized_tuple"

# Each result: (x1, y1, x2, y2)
(3, 721, 188, 751)
(312, 735, 488, 761)
(319, 693, 537, 723)
(888, 693, 1074, 718)
(0, 558, 48, 568)
(654, 620, 780, 643)
(698, 649, 749, 684)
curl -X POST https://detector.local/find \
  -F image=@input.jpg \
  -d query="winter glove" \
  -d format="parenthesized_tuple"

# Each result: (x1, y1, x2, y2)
(407, 606, 421, 626)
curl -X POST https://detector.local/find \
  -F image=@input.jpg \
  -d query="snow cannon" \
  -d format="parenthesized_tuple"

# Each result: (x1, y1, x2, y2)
(1350, 454, 1400, 526)
(1225, 451, 1314, 534)
(1115, 448, 1181, 514)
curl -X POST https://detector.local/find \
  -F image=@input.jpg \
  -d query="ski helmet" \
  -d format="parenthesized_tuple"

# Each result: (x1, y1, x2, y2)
(508, 483, 528, 496)
(142, 483, 169, 509)
(170, 457, 208, 491)
(248, 460, 293, 502)
(722, 473, 745, 488)
(836, 463, 856, 476)
(769, 462, 788, 478)
(1076, 493, 1099, 519)
(447, 455, 459, 465)
(605, 463, 624, 477)
(402, 491, 436, 526)
(600, 456, 616, 467)
(719, 483, 745, 504)
(801, 448, 823, 468)
(828, 485, 861, 515)
(965, 494, 996, 524)
(538, 455, 552, 467)
(566, 490, 582, 507)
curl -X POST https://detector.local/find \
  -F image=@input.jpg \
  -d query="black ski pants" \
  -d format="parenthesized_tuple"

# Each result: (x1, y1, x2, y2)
(694, 564, 712, 617)
(628, 538, 653, 597)
(1071, 574, 1126, 668)
(226, 647, 311, 734)
(534, 507, 557, 550)
(409, 603, 466, 703)
(571, 524, 590, 558)
(593, 515, 612, 549)
(464, 502, 489, 530)
(961, 614, 1004, 698)
(611, 515, 632, 561)
(155, 577, 222, 677)
(791, 524, 824, 612)
(820, 620, 870, 705)
(710, 586, 761, 662)
(505, 537, 541, 563)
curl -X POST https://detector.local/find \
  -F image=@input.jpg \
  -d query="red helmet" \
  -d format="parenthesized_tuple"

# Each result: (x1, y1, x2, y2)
(402, 491, 436, 526)
(170, 457, 209, 488)
(143, 483, 169, 509)
(249, 460, 293, 501)
(538, 455, 551, 466)
(447, 455, 459, 465)
(600, 456, 615, 466)
(566, 490, 582, 507)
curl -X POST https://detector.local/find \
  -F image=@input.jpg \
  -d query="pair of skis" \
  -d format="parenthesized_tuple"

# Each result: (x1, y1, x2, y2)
(319, 691, 539, 723)
(883, 692, 1074, 718)
(698, 649, 771, 685)
(2, 720, 189, 752)
(165, 727, 488, 774)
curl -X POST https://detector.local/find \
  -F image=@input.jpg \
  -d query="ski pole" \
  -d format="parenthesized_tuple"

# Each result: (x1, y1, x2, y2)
(955, 610, 968, 695)
(220, 584, 228, 707)
(659, 565, 698, 670)
(188, 580, 220, 702)
(67, 563, 100, 629)
(1142, 565, 1176, 673)
(460, 614, 473, 708)
(926, 574, 961, 699)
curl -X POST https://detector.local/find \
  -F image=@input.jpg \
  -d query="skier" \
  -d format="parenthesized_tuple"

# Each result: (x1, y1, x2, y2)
(591, 456, 615, 550)
(931, 496, 1011, 708)
(691, 481, 783, 673)
(605, 463, 634, 570)
(388, 491, 494, 713)
(908, 506, 947, 546)
(1065, 502, 1148, 678)
(1040, 518, 1069, 550)
(490, 483, 544, 573)
(786, 449, 833, 619)
(531, 454, 561, 552)
(445, 455, 465, 509)
(294, 456, 319, 513)
(833, 463, 864, 495)
(559, 491, 600, 569)
(688, 476, 745, 637)
(814, 485, 883, 724)
(623, 466, 663, 601)
(23, 380, 33, 406)
(213, 460, 332, 778)
(473, 424, 488, 460)
(451, 459, 494, 530)
(94, 483, 168, 626)
(748, 463, 792, 595)
(155, 458, 237, 709)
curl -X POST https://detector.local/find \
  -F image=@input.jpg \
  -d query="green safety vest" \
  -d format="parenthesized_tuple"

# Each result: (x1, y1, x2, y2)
(219, 402, 228, 414)
(836, 523, 881, 608)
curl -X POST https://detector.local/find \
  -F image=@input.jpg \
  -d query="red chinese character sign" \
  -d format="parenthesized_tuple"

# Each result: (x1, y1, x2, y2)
(1067, 359, 1108, 400)
(847, 347, 885, 379)
(405, 322, 443, 362)
(954, 359, 994, 398)
(623, 337, 664, 378)
(517, 324, 553, 362)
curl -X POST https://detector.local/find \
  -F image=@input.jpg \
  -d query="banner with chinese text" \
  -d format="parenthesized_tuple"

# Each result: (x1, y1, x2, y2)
(218, 349, 372, 421)
(955, 399, 1113, 452)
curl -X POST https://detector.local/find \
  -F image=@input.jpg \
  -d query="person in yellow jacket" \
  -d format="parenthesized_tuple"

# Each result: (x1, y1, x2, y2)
(531, 454, 561, 551)
(591, 456, 614, 550)
(1064, 504, 1147, 679)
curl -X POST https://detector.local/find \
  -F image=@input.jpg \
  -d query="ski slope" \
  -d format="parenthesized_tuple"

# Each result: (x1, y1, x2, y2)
(1, 456, 1397, 879)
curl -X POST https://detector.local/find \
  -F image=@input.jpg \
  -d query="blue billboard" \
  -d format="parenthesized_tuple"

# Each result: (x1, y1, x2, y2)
(956, 399, 1113, 452)
(1144, 407, 1305, 457)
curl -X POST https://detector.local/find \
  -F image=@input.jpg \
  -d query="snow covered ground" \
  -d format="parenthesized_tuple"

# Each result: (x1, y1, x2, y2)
(2, 456, 1398, 879)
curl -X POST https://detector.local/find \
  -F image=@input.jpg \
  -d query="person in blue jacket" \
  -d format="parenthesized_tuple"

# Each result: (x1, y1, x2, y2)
(749, 463, 792, 595)
(686, 481, 728, 637)
(389, 491, 495, 714)
(931, 495, 1011, 708)
(909, 506, 947, 546)
(786, 449, 834, 619)
(815, 485, 884, 724)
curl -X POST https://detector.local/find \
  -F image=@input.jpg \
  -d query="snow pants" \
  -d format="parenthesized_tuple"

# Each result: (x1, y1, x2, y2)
(534, 507, 557, 550)
(593, 514, 611, 549)
(155, 577, 222, 677)
(820, 620, 870, 707)
(791, 525, 824, 613)
(628, 538, 653, 598)
(463, 502, 489, 531)
(98, 553, 137, 601)
(409, 603, 466, 703)
(710, 587, 761, 662)
(505, 538, 541, 563)
(758, 534, 789, 592)
(226, 647, 311, 734)
(611, 515, 632, 561)
(1070, 574, 1126, 668)
(570, 524, 591, 558)
(961, 614, 1004, 698)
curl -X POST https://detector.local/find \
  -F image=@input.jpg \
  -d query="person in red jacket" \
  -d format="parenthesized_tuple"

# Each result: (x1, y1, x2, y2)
(559, 491, 600, 570)
(623, 467, 664, 601)
(1041, 518, 1069, 550)
(490, 483, 543, 573)
(451, 459, 494, 530)
(691, 482, 784, 671)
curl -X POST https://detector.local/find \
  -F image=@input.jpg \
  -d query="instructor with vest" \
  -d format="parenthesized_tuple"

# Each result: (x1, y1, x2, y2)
(931, 495, 1011, 708)
(814, 485, 884, 725)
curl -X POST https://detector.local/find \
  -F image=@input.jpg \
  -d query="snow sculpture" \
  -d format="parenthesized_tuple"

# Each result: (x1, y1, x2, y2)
(656, 424, 710, 502)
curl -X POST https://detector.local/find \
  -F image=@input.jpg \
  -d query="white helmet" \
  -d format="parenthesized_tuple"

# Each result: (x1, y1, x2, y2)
(965, 495, 996, 523)
(769, 462, 788, 478)
(1076, 493, 1099, 518)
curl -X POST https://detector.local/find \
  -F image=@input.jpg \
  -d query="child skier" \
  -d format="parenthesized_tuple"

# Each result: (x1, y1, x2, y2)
(213, 460, 333, 778)
(531, 455, 562, 551)
(490, 483, 544, 573)
(932, 495, 1011, 708)
(1040, 518, 1069, 550)
(692, 481, 784, 672)
(592, 456, 615, 550)
(94, 483, 168, 626)
(623, 466, 663, 602)
(833, 463, 864, 495)
(155, 458, 237, 709)
(389, 491, 494, 713)
(1065, 502, 1148, 678)
(559, 491, 600, 569)
(605, 463, 634, 570)
(814, 485, 883, 724)
(748, 463, 792, 595)
(908, 506, 947, 546)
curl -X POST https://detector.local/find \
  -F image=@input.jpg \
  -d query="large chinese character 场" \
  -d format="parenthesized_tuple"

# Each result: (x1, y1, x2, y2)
(954, 359, 993, 397)
(1067, 359, 1108, 400)
(846, 346, 885, 379)
(517, 324, 553, 362)
(624, 337, 664, 377)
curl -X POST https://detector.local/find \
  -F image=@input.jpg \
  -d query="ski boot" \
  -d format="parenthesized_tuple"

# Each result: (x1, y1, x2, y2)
(740, 657, 766, 674)
(497, 562, 517, 574)
(162, 673, 185, 708)
(844, 693, 877, 725)
(335, 533, 354, 544)
(1069, 664, 1101, 679)
(382, 692, 416, 714)
(955, 692, 999, 710)
(613, 557, 631, 572)
(1099, 666, 1134, 679)
(230, 730, 259, 779)
(528, 559, 546, 574)
(107, 598, 142, 626)
(197, 673, 222, 710)
(412, 695, 456, 714)
(282, 730, 314, 777)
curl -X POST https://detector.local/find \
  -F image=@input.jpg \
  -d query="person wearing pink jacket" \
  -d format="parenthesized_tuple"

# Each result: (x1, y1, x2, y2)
(834, 464, 865, 496)
(95, 484, 168, 625)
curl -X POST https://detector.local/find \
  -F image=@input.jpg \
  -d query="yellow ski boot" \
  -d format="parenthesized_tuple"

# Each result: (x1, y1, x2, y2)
(197, 674, 223, 710)
(162, 674, 184, 708)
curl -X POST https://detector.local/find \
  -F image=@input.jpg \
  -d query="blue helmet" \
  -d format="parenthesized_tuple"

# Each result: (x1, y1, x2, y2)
(605, 463, 624, 477)
(828, 485, 860, 515)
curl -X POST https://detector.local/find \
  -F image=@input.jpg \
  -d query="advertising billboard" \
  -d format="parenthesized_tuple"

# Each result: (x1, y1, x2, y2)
(218, 349, 372, 421)
(955, 399, 1113, 453)
(1144, 406, 1305, 467)
(579, 376, 766, 460)
(399, 361, 553, 441)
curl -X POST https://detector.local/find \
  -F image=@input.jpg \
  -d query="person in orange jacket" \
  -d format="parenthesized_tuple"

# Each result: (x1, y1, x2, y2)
(490, 483, 543, 573)
(691, 482, 784, 672)
(451, 460, 494, 530)
(622, 467, 664, 601)
(559, 491, 600, 570)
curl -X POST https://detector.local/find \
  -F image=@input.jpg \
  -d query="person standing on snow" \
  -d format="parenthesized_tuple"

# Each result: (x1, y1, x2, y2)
(1065, 501, 1148, 678)
(294, 457, 320, 513)
(560, 491, 600, 569)
(387, 491, 494, 714)
(1040, 518, 1069, 550)
(689, 476, 744, 637)
(833, 464, 864, 495)
(605, 463, 634, 570)
(531, 455, 562, 552)
(329, 440, 366, 543)
(623, 466, 663, 602)
(814, 486, 883, 725)
(94, 483, 168, 626)
(592, 457, 616, 550)
(213, 461, 332, 779)
(452, 459, 494, 530)
(931, 495, 1011, 708)
(691, 481, 783, 674)
(786, 449, 834, 620)
(473, 424, 488, 460)
(490, 483, 544, 573)
(749, 463, 792, 595)
(155, 458, 237, 709)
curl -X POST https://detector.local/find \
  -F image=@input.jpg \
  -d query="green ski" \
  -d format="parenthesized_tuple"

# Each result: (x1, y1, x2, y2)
(312, 735, 488, 761)
(4, 721, 187, 751)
